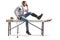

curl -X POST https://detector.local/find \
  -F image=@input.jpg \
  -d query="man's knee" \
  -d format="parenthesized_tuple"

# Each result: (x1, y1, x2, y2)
(28, 12, 32, 14)
(25, 19, 28, 22)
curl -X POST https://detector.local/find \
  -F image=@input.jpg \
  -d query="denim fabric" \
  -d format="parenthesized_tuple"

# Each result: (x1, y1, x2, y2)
(20, 12, 32, 31)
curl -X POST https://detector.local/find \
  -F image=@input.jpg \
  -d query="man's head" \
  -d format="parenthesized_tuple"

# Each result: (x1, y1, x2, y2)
(22, 1, 27, 7)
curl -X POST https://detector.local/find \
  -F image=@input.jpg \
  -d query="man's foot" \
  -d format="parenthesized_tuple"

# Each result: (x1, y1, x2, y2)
(26, 31, 31, 35)
(37, 14, 43, 20)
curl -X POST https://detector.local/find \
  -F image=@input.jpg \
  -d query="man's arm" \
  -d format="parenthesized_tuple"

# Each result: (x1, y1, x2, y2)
(26, 4, 28, 12)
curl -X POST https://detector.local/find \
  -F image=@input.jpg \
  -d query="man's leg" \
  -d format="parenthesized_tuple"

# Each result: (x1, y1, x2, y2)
(23, 12, 32, 18)
(31, 13, 43, 20)
(38, 14, 43, 19)
(21, 16, 31, 35)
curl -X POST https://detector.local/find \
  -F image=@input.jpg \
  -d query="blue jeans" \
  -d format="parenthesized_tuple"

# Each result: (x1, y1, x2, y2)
(20, 12, 32, 31)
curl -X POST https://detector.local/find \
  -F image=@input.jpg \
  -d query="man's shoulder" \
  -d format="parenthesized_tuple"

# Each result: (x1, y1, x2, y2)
(14, 5, 23, 12)
(16, 6, 20, 9)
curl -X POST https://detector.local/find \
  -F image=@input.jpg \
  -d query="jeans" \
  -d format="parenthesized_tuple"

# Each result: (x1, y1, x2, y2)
(20, 12, 32, 31)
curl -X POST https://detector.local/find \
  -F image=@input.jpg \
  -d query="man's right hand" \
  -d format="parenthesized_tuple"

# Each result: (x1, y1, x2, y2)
(17, 15, 20, 19)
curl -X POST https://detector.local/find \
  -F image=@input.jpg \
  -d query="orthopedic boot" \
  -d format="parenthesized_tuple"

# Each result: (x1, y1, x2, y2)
(38, 14, 43, 20)
(31, 13, 38, 19)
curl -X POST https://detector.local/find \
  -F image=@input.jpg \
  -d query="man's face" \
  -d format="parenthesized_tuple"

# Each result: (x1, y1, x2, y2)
(24, 2, 27, 6)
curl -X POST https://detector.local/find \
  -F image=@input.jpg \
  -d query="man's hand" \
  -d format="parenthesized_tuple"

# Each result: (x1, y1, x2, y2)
(26, 4, 28, 6)
(26, 4, 28, 7)
(17, 17, 20, 19)
(26, 4, 28, 12)
(17, 15, 20, 19)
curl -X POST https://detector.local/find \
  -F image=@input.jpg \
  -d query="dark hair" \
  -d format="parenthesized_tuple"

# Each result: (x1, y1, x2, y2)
(22, 1, 26, 6)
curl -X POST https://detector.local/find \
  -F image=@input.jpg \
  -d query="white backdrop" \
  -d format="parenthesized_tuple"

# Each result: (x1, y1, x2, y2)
(0, 0, 60, 40)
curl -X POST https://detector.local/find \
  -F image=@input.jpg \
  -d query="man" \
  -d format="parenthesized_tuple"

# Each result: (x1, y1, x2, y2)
(14, 1, 43, 35)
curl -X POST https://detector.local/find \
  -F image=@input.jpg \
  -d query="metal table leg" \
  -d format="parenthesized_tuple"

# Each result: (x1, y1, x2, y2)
(17, 25, 19, 38)
(41, 22, 44, 36)
(8, 22, 11, 36)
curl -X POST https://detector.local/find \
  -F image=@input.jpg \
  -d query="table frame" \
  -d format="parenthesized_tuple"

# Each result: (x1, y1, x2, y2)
(6, 19, 52, 38)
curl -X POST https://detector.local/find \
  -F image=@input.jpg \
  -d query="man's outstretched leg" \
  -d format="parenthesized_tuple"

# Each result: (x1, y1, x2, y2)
(38, 14, 43, 19)
(31, 13, 43, 20)
(22, 12, 43, 20)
